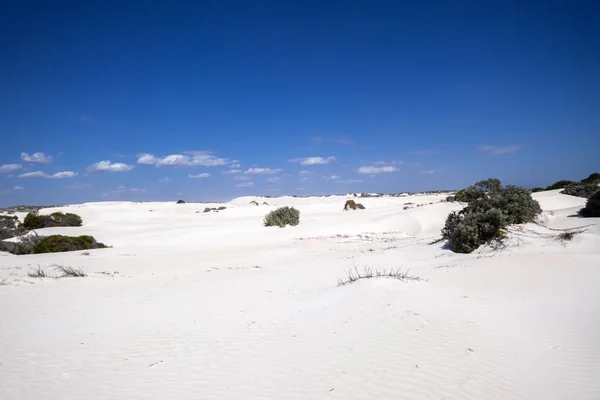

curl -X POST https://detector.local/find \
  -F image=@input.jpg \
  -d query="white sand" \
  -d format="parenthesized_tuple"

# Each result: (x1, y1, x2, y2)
(1, 192, 599, 399)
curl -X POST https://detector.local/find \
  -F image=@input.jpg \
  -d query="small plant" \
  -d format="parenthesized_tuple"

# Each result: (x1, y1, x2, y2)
(28, 266, 48, 278)
(22, 211, 83, 229)
(263, 206, 300, 228)
(81, 251, 91, 256)
(176, 200, 185, 204)
(446, 195, 455, 202)
(580, 191, 600, 217)
(356, 203, 365, 209)
(530, 187, 545, 193)
(337, 266, 421, 286)
(556, 229, 585, 241)
(55, 265, 87, 277)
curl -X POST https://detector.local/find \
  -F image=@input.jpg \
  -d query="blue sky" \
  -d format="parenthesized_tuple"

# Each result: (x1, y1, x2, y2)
(1, 1, 598, 206)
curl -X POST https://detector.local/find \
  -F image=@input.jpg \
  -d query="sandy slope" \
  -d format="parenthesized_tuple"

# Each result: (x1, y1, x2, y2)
(1, 192, 599, 399)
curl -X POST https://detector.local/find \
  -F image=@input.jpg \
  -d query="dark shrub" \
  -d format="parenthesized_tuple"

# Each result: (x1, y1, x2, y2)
(264, 207, 300, 228)
(531, 187, 545, 193)
(218, 206, 227, 210)
(580, 191, 600, 217)
(343, 200, 358, 210)
(356, 203, 366, 209)
(441, 179, 541, 253)
(446, 196, 455, 202)
(23, 211, 83, 230)
(51, 212, 83, 227)
(546, 180, 575, 190)
(33, 235, 108, 254)
(176, 200, 185, 204)
(561, 183, 599, 199)
(203, 207, 212, 213)
(581, 172, 600, 185)
(0, 215, 26, 240)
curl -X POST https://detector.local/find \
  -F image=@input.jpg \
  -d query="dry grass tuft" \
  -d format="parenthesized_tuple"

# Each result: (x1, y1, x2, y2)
(337, 266, 421, 286)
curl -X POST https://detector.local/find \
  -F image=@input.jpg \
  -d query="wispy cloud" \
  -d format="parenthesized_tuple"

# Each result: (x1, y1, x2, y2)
(0, 164, 22, 174)
(373, 160, 402, 166)
(289, 156, 336, 165)
(188, 173, 211, 179)
(245, 167, 282, 175)
(137, 151, 227, 167)
(21, 152, 53, 163)
(298, 170, 312, 176)
(223, 169, 242, 174)
(87, 160, 134, 173)
(357, 165, 399, 174)
(236, 181, 255, 187)
(338, 139, 354, 145)
(329, 175, 341, 180)
(267, 177, 281, 183)
(158, 177, 171, 183)
(18, 171, 78, 179)
(311, 136, 324, 144)
(13, 186, 24, 191)
(478, 145, 521, 155)
(414, 149, 439, 155)
(102, 185, 146, 196)
(229, 163, 241, 169)
(335, 179, 362, 184)
(234, 175, 251, 181)
(419, 169, 436, 175)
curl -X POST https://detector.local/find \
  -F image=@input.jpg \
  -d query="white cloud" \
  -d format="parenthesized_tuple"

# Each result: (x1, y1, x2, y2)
(0, 164, 22, 174)
(158, 177, 171, 183)
(289, 156, 336, 165)
(373, 160, 402, 166)
(106, 185, 145, 195)
(329, 175, 341, 180)
(419, 169, 435, 175)
(87, 160, 134, 173)
(236, 181, 255, 187)
(357, 166, 399, 174)
(18, 170, 78, 179)
(234, 175, 251, 181)
(414, 149, 439, 155)
(137, 151, 227, 167)
(21, 152, 53, 163)
(188, 173, 211, 179)
(229, 163, 241, 169)
(223, 169, 242, 174)
(298, 170, 311, 176)
(338, 139, 354, 145)
(245, 167, 282, 175)
(13, 186, 24, 191)
(335, 179, 363, 184)
(267, 177, 281, 183)
(478, 145, 521, 155)
(129, 187, 145, 192)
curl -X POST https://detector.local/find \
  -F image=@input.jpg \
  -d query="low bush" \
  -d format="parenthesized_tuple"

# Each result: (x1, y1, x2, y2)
(33, 235, 108, 254)
(581, 172, 600, 185)
(561, 183, 599, 199)
(546, 180, 575, 191)
(356, 203, 366, 209)
(531, 187, 545, 193)
(176, 200, 185, 204)
(23, 211, 83, 230)
(343, 200, 357, 210)
(580, 191, 600, 217)
(0, 215, 25, 240)
(441, 178, 541, 253)
(446, 195, 455, 202)
(264, 206, 300, 228)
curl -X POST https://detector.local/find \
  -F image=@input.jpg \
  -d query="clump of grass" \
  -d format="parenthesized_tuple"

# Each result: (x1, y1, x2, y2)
(337, 266, 421, 286)
(54, 265, 87, 277)
(557, 228, 586, 241)
(28, 266, 48, 278)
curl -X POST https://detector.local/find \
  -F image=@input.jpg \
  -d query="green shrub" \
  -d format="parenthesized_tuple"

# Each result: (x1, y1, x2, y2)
(441, 178, 541, 253)
(580, 191, 600, 217)
(356, 203, 365, 209)
(264, 206, 300, 228)
(581, 172, 600, 185)
(33, 235, 108, 254)
(23, 211, 83, 229)
(176, 200, 185, 204)
(531, 187, 545, 193)
(546, 180, 575, 191)
(561, 183, 599, 199)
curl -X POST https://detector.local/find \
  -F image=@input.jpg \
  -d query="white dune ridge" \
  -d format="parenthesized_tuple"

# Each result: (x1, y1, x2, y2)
(1, 190, 599, 399)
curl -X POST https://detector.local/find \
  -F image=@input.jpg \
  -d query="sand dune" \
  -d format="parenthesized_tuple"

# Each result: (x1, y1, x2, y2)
(1, 192, 599, 399)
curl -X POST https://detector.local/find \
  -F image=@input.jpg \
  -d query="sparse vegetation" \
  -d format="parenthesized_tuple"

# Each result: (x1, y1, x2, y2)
(28, 266, 48, 278)
(356, 203, 365, 209)
(263, 206, 300, 228)
(531, 187, 545, 193)
(33, 235, 108, 254)
(176, 200, 185, 204)
(441, 178, 541, 253)
(557, 229, 585, 241)
(337, 266, 421, 286)
(0, 215, 25, 240)
(581, 172, 600, 185)
(580, 191, 600, 218)
(55, 265, 87, 277)
(546, 180, 576, 191)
